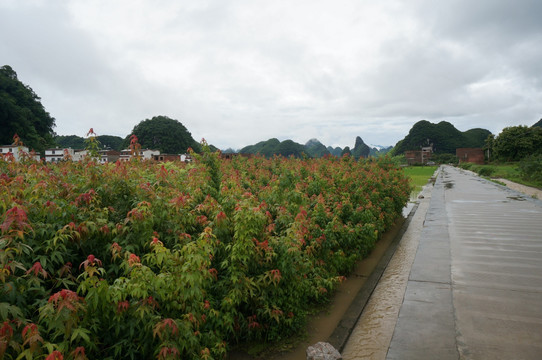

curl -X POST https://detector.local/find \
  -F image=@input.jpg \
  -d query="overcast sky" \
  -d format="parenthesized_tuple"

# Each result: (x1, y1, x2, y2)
(2, 0, 541, 149)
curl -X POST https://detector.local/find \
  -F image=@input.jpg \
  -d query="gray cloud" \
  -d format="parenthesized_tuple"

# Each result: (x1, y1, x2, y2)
(1, 0, 541, 149)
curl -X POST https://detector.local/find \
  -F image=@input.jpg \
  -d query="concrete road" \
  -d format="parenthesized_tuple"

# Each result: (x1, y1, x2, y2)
(345, 165, 542, 359)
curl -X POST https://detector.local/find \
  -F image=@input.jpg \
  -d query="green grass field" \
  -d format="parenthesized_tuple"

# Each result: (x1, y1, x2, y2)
(402, 165, 438, 199)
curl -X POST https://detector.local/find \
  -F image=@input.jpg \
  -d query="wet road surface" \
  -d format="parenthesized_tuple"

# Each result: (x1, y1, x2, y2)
(341, 178, 432, 359)
(344, 165, 542, 359)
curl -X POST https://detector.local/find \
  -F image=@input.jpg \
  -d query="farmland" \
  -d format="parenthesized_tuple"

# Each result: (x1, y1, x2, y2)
(0, 148, 410, 359)
(402, 166, 438, 198)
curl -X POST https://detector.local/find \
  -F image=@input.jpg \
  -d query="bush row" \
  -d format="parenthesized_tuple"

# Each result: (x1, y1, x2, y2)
(0, 149, 410, 359)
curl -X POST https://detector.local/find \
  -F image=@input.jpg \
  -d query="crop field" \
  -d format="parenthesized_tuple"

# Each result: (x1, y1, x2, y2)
(402, 166, 438, 198)
(0, 149, 410, 359)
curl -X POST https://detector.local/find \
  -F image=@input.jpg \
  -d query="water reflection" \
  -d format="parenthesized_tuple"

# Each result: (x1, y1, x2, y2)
(341, 190, 430, 359)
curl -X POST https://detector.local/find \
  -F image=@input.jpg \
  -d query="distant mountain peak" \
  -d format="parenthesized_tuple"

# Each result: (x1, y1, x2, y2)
(369, 144, 388, 150)
(305, 138, 330, 158)
(305, 138, 322, 146)
(238, 136, 393, 159)
(352, 136, 370, 159)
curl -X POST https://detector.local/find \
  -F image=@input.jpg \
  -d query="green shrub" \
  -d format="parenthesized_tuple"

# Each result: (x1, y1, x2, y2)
(477, 166, 496, 177)
(431, 153, 458, 165)
(519, 154, 542, 182)
(0, 152, 411, 359)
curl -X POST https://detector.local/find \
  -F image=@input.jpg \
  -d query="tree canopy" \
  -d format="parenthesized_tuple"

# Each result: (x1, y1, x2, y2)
(55, 134, 124, 151)
(125, 116, 201, 154)
(492, 125, 542, 161)
(0, 65, 56, 153)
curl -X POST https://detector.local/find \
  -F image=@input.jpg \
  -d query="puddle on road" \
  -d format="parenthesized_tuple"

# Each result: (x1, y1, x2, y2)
(444, 181, 454, 189)
(507, 196, 526, 201)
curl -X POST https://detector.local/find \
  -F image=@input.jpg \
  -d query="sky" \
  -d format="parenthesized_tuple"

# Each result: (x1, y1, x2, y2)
(1, 0, 541, 150)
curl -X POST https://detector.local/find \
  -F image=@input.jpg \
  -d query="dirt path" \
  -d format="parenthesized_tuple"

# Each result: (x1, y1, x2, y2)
(494, 178, 542, 199)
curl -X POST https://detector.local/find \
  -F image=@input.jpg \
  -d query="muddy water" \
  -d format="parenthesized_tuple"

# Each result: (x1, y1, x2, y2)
(341, 188, 431, 360)
(228, 215, 407, 360)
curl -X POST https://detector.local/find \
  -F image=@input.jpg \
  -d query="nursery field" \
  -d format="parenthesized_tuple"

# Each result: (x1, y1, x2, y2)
(402, 166, 438, 198)
(0, 148, 410, 359)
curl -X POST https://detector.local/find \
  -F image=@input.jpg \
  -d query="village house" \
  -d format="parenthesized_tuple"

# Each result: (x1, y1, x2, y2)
(44, 148, 76, 162)
(2, 145, 191, 164)
(99, 150, 121, 164)
(73, 150, 87, 162)
(152, 153, 193, 162)
(456, 148, 484, 165)
(405, 146, 433, 165)
(0, 145, 40, 161)
(119, 149, 161, 161)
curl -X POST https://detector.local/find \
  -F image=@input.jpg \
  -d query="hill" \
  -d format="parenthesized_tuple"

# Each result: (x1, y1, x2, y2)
(369, 145, 393, 157)
(238, 136, 387, 159)
(124, 115, 201, 154)
(533, 119, 542, 128)
(305, 139, 330, 158)
(391, 120, 492, 155)
(0, 65, 56, 153)
(239, 138, 307, 158)
(352, 136, 370, 159)
(327, 146, 342, 157)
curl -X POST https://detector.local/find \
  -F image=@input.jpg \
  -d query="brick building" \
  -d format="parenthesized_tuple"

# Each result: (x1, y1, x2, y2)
(456, 148, 484, 165)
(405, 146, 433, 165)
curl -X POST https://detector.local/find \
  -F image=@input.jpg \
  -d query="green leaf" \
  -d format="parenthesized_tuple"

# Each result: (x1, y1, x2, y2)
(0, 302, 24, 320)
(71, 327, 91, 344)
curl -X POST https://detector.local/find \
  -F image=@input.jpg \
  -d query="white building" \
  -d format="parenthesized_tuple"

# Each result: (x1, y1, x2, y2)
(73, 150, 88, 162)
(99, 150, 121, 164)
(141, 149, 160, 160)
(44, 148, 75, 162)
(119, 149, 160, 161)
(0, 145, 40, 161)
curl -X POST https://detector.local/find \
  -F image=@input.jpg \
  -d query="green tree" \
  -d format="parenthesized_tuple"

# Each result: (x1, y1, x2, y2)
(125, 115, 201, 154)
(0, 65, 56, 153)
(493, 125, 542, 161)
(55, 135, 85, 149)
(96, 135, 124, 151)
(483, 134, 495, 162)
(56, 134, 125, 151)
